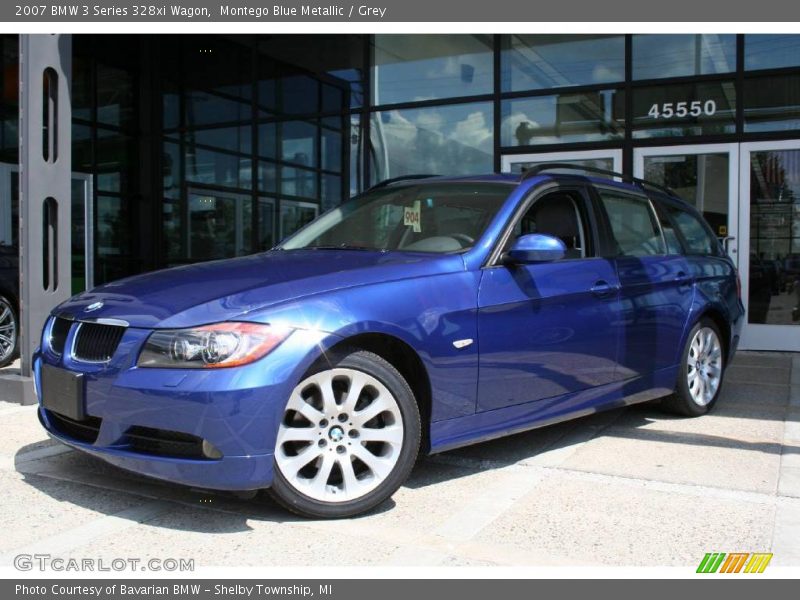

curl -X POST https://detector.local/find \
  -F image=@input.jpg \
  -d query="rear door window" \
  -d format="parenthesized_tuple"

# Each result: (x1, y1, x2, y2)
(595, 188, 666, 257)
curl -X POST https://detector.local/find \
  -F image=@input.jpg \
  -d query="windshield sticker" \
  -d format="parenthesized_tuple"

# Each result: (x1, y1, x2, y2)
(404, 200, 422, 233)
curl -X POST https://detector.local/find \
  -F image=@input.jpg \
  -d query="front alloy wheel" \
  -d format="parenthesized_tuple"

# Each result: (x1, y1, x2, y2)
(270, 348, 420, 518)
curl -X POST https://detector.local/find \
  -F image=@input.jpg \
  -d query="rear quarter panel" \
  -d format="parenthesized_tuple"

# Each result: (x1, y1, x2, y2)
(685, 254, 744, 360)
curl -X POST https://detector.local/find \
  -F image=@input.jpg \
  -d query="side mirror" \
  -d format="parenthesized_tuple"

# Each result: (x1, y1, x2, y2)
(505, 233, 566, 264)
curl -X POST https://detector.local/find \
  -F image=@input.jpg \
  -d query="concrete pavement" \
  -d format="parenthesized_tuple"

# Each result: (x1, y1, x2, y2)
(1, 351, 798, 568)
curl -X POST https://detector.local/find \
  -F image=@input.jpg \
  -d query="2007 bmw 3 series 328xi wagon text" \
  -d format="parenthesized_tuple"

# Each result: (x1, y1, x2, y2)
(34, 165, 744, 518)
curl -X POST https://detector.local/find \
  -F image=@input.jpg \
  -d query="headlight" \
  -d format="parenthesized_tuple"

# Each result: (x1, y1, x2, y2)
(137, 322, 292, 369)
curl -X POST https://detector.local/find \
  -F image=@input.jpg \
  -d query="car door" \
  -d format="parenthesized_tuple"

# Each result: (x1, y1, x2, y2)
(591, 185, 694, 380)
(476, 184, 624, 412)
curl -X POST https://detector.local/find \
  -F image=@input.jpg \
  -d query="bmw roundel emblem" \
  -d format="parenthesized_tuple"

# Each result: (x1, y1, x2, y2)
(84, 301, 104, 313)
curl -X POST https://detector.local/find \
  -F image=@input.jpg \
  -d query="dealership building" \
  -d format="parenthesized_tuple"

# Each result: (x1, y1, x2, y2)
(2, 33, 800, 371)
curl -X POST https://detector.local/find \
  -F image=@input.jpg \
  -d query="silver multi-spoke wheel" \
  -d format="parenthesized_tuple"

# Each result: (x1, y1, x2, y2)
(0, 297, 17, 366)
(686, 326, 723, 406)
(276, 368, 404, 503)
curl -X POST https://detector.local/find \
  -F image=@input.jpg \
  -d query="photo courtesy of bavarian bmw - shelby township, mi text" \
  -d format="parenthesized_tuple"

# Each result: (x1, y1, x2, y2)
(0, 0, 799, 595)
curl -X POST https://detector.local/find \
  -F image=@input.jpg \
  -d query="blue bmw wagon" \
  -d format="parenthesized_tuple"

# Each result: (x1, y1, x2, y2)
(34, 165, 744, 518)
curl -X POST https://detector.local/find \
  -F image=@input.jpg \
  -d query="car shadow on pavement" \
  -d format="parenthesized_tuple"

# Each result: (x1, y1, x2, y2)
(12, 378, 797, 530)
(13, 441, 398, 531)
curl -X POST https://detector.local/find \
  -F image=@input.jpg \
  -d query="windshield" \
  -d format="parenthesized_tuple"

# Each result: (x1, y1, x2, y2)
(280, 182, 511, 253)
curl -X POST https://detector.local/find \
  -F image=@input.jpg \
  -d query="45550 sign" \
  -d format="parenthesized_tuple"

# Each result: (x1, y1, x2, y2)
(647, 99, 718, 119)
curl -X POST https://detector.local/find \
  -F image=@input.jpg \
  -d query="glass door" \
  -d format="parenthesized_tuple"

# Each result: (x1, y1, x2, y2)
(501, 149, 623, 176)
(739, 141, 800, 351)
(633, 143, 739, 263)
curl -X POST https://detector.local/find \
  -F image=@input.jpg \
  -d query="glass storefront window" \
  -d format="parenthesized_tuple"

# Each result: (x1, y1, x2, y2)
(96, 194, 131, 259)
(72, 55, 92, 122)
(96, 64, 135, 129)
(350, 114, 363, 196)
(257, 34, 365, 110)
(321, 127, 342, 172)
(185, 90, 250, 127)
(185, 146, 252, 189)
(372, 35, 493, 105)
(632, 35, 736, 80)
(258, 197, 276, 250)
(322, 173, 342, 211)
(744, 74, 800, 133)
(72, 123, 92, 172)
(163, 141, 181, 199)
(258, 162, 277, 193)
(281, 121, 317, 167)
(281, 166, 317, 198)
(95, 128, 134, 193)
(501, 34, 624, 92)
(745, 35, 800, 71)
(280, 200, 319, 238)
(632, 80, 736, 139)
(370, 102, 493, 182)
(192, 126, 251, 155)
(281, 75, 320, 115)
(258, 123, 277, 159)
(501, 90, 624, 146)
(187, 189, 252, 260)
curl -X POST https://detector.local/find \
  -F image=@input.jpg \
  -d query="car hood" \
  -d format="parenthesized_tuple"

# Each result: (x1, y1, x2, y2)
(55, 250, 464, 329)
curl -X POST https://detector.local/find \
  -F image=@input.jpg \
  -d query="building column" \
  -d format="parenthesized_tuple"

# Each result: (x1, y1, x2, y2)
(18, 34, 72, 399)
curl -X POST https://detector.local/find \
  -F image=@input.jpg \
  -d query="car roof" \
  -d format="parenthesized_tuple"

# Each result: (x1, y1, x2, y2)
(375, 171, 695, 211)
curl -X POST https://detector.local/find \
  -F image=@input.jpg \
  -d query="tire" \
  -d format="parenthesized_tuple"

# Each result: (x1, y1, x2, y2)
(662, 318, 725, 417)
(0, 295, 18, 368)
(269, 348, 421, 518)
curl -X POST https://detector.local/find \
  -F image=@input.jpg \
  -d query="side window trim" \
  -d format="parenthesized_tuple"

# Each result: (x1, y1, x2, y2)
(484, 182, 599, 268)
(591, 183, 669, 258)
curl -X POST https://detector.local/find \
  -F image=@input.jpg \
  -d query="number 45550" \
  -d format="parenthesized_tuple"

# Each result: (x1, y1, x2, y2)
(648, 100, 716, 119)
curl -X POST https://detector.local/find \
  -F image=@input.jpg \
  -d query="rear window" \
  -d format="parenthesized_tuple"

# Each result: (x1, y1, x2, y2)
(666, 206, 720, 256)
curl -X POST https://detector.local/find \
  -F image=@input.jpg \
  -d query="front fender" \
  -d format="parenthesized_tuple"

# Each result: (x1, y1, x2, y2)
(241, 270, 483, 421)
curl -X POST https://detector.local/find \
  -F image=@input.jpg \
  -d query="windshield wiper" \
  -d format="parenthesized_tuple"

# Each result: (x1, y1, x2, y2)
(306, 243, 381, 251)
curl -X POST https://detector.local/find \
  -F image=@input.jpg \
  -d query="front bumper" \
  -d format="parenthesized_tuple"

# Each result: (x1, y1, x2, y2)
(34, 325, 332, 491)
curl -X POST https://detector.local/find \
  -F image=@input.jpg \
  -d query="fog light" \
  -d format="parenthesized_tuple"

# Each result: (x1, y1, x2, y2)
(201, 440, 223, 459)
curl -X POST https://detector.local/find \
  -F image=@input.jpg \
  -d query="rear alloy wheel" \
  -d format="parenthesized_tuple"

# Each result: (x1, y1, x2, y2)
(0, 296, 18, 368)
(662, 318, 725, 416)
(270, 349, 420, 518)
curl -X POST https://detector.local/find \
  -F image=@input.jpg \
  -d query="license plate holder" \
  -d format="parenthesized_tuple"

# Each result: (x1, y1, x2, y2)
(41, 364, 86, 421)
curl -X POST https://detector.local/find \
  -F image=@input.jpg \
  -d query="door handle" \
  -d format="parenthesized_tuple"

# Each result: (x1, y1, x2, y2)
(590, 280, 617, 298)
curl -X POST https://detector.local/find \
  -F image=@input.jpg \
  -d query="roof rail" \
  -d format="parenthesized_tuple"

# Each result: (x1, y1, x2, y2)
(520, 162, 676, 197)
(368, 174, 439, 190)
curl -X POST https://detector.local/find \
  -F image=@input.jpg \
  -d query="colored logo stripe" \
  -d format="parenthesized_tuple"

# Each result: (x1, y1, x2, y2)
(697, 552, 773, 573)
(720, 553, 749, 573)
(697, 553, 726, 573)
(744, 553, 773, 573)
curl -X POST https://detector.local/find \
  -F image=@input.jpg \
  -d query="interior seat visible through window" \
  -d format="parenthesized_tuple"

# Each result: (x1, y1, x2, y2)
(515, 192, 587, 259)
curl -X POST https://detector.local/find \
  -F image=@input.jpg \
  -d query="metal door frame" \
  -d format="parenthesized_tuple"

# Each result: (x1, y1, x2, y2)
(739, 139, 800, 352)
(633, 143, 740, 264)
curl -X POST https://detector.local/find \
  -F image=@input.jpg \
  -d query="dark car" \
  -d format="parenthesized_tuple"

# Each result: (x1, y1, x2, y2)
(0, 243, 19, 368)
(35, 165, 745, 518)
